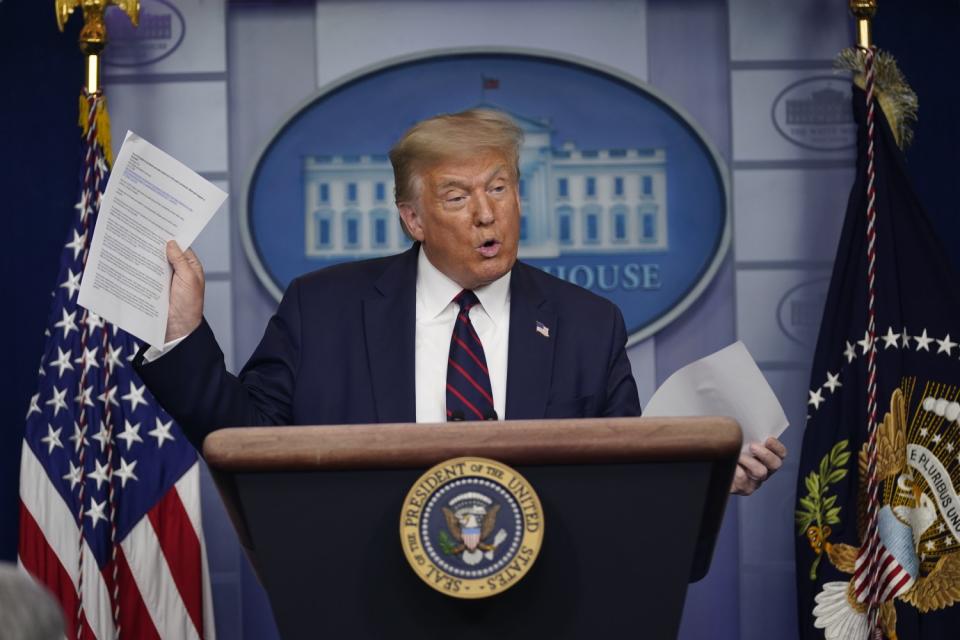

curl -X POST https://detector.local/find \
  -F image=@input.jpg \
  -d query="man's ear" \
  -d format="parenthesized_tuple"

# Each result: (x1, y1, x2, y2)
(398, 203, 425, 242)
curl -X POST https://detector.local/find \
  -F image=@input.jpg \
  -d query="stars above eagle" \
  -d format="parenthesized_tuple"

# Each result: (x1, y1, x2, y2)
(810, 328, 960, 415)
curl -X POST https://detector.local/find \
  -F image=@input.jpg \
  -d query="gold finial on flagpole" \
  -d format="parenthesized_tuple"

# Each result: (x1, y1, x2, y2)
(54, 0, 139, 94)
(849, 0, 877, 49)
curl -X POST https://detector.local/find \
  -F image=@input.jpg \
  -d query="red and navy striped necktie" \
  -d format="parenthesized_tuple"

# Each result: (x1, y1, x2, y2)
(446, 289, 496, 421)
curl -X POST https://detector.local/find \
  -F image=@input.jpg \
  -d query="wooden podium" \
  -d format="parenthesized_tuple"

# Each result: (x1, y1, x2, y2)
(204, 417, 740, 639)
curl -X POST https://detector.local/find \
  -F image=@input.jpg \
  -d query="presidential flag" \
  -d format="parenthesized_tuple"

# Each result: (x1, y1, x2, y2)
(795, 50, 960, 639)
(18, 92, 214, 639)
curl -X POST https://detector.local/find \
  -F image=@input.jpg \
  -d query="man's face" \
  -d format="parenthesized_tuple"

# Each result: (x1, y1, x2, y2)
(399, 149, 521, 290)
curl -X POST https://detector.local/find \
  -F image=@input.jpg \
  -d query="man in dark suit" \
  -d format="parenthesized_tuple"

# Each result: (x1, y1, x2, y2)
(135, 109, 784, 495)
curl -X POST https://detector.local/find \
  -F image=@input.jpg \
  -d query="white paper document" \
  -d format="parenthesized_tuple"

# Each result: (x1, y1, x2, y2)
(644, 341, 789, 450)
(78, 131, 227, 348)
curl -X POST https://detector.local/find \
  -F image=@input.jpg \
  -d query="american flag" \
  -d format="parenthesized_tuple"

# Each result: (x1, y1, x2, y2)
(18, 92, 214, 640)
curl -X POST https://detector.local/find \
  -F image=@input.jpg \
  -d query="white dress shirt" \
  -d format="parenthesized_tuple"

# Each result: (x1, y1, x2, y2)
(415, 248, 511, 423)
(145, 248, 512, 422)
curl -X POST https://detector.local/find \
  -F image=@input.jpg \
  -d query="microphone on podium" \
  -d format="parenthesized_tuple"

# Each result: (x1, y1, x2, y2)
(448, 410, 498, 421)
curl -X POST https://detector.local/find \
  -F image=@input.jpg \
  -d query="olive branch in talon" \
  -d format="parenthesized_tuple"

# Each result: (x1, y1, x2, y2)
(796, 439, 850, 579)
(437, 529, 458, 555)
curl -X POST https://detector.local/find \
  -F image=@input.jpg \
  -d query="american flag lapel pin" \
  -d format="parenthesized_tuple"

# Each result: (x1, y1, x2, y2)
(536, 321, 550, 338)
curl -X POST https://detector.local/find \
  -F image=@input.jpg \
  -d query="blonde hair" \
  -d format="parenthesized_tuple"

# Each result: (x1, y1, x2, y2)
(389, 109, 524, 203)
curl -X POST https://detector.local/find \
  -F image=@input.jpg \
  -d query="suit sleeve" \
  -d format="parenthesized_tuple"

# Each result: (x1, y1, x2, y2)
(134, 278, 304, 451)
(602, 305, 642, 417)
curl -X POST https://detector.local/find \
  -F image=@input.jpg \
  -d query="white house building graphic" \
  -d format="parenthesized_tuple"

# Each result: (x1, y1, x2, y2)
(303, 107, 668, 259)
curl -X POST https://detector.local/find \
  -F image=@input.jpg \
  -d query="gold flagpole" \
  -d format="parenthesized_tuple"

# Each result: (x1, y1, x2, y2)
(54, 0, 140, 95)
(841, 0, 917, 150)
(849, 0, 877, 49)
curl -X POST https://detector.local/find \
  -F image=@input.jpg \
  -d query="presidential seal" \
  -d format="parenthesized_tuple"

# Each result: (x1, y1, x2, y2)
(400, 457, 544, 599)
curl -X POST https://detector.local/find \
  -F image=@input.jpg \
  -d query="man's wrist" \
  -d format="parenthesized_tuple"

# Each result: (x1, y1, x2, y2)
(142, 333, 190, 363)
(164, 317, 201, 344)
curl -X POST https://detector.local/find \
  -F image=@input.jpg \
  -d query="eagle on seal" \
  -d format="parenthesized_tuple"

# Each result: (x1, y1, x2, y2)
(443, 503, 500, 555)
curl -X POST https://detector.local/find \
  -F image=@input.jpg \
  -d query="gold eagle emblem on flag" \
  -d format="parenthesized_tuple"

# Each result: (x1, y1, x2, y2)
(799, 381, 960, 638)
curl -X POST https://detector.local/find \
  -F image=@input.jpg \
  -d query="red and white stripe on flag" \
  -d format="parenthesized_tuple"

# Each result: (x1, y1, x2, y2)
(19, 446, 214, 640)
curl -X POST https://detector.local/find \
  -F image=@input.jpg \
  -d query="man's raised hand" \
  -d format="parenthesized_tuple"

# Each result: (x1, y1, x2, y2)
(165, 240, 205, 342)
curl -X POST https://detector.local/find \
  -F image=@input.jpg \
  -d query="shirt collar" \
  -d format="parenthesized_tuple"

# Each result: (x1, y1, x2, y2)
(416, 246, 511, 326)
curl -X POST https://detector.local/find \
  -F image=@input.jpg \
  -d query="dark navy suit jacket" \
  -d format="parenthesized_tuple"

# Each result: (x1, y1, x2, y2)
(135, 245, 641, 450)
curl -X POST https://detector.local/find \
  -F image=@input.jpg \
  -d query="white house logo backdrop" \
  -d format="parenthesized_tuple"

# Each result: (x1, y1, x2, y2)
(243, 53, 730, 342)
(771, 76, 856, 151)
(103, 0, 185, 67)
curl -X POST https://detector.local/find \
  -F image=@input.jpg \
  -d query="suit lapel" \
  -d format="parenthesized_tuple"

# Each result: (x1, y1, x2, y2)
(505, 263, 557, 419)
(362, 245, 418, 423)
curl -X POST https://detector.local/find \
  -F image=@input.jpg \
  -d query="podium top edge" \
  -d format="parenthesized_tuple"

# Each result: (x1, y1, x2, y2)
(202, 417, 742, 472)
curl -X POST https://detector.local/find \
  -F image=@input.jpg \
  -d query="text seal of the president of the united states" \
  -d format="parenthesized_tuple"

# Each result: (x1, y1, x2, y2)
(400, 457, 544, 599)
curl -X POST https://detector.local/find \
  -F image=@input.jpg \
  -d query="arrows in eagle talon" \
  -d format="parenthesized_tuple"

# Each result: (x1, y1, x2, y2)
(484, 529, 508, 560)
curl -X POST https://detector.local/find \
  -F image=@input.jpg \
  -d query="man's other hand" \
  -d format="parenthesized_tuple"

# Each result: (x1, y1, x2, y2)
(730, 436, 787, 496)
(165, 240, 205, 342)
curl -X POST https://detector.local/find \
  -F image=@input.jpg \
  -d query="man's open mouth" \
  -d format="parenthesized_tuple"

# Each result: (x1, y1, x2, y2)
(478, 239, 501, 257)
